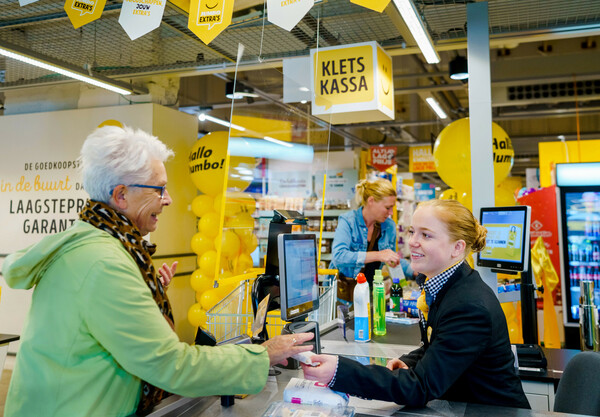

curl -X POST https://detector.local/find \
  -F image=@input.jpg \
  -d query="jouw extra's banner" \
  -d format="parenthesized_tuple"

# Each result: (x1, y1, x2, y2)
(350, 0, 391, 13)
(64, 0, 107, 29)
(188, 0, 234, 44)
(267, 0, 314, 32)
(119, 0, 167, 40)
(370, 146, 396, 172)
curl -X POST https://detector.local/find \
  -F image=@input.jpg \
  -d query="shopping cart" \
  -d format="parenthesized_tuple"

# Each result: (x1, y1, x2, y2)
(206, 269, 338, 344)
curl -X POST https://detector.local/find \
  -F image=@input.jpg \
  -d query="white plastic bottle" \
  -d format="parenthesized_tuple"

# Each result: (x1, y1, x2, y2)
(354, 272, 371, 342)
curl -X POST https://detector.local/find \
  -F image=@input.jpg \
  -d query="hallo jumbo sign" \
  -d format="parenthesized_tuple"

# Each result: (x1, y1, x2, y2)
(310, 41, 394, 125)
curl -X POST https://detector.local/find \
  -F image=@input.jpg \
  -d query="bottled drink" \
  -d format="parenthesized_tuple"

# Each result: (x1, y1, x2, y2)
(372, 270, 386, 336)
(353, 273, 371, 343)
(390, 278, 403, 313)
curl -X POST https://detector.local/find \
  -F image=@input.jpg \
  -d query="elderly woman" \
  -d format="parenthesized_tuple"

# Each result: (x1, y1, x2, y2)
(3, 126, 312, 417)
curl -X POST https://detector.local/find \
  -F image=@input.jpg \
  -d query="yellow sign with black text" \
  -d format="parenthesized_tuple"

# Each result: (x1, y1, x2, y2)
(350, 0, 391, 13)
(310, 41, 394, 124)
(64, 0, 107, 29)
(188, 0, 233, 44)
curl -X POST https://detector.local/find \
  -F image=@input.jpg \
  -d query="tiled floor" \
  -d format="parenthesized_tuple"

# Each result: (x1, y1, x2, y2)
(0, 354, 15, 416)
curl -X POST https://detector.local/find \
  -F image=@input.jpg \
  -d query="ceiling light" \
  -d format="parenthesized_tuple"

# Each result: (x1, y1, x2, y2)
(198, 113, 246, 131)
(264, 136, 293, 148)
(225, 81, 259, 99)
(425, 97, 447, 119)
(299, 86, 309, 92)
(0, 40, 138, 95)
(392, 0, 440, 64)
(449, 55, 468, 80)
(300, 100, 308, 104)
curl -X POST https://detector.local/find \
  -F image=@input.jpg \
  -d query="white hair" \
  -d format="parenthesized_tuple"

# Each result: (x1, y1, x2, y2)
(80, 125, 174, 203)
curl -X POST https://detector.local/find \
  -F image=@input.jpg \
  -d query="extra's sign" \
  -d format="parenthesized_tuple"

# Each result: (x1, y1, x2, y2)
(310, 41, 394, 125)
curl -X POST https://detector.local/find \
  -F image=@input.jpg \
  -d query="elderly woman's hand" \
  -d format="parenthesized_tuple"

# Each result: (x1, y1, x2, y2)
(261, 333, 314, 366)
(158, 261, 178, 288)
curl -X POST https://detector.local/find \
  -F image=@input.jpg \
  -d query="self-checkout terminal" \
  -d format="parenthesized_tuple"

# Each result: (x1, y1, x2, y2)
(251, 210, 321, 369)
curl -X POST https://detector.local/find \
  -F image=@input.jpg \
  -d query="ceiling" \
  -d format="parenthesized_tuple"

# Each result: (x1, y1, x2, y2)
(1, 0, 600, 186)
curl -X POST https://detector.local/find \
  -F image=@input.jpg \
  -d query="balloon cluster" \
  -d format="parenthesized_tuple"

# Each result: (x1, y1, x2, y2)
(186, 132, 258, 328)
(434, 118, 515, 209)
(517, 187, 537, 199)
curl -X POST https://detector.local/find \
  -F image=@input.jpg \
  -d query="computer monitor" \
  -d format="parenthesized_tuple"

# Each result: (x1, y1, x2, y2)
(277, 233, 319, 322)
(477, 205, 532, 273)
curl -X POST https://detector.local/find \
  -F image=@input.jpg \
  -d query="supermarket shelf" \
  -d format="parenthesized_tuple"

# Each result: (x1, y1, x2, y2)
(320, 253, 332, 261)
(255, 209, 349, 218)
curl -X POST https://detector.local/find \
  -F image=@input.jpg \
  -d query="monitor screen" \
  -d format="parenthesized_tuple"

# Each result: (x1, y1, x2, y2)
(477, 205, 531, 272)
(278, 233, 319, 322)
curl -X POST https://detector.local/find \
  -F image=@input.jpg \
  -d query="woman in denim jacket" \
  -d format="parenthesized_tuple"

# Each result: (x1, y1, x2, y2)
(331, 178, 412, 288)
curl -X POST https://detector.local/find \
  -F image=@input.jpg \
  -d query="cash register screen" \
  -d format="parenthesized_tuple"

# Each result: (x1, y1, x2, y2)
(477, 205, 531, 272)
(278, 233, 319, 322)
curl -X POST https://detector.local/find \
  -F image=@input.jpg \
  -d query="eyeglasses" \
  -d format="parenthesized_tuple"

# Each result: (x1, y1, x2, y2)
(110, 184, 167, 200)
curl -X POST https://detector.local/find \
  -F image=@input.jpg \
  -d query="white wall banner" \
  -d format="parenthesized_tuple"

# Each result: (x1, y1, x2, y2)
(119, 0, 167, 41)
(19, 0, 40, 6)
(267, 0, 314, 32)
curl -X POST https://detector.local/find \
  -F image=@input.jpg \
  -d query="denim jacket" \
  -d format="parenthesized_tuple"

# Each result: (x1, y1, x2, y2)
(330, 207, 412, 279)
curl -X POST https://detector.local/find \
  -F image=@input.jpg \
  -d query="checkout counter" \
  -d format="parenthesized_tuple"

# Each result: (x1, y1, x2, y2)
(148, 322, 582, 417)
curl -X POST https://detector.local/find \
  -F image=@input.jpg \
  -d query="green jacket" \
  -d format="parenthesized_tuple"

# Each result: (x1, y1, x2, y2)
(3, 220, 269, 417)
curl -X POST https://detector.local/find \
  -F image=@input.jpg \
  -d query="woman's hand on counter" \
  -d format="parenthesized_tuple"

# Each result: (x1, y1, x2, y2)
(262, 333, 314, 366)
(158, 261, 178, 288)
(386, 358, 408, 371)
(302, 354, 338, 385)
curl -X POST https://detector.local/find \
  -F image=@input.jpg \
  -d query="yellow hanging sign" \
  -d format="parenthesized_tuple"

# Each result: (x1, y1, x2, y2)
(188, 0, 234, 45)
(64, 0, 107, 29)
(350, 0, 391, 13)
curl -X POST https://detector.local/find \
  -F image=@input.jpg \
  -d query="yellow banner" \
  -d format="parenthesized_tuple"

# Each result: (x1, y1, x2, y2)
(409, 145, 436, 173)
(350, 0, 391, 13)
(188, 0, 233, 44)
(64, 0, 106, 29)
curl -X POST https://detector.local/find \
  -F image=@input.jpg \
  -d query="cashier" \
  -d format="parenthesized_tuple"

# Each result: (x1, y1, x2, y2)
(2, 125, 313, 417)
(330, 178, 413, 292)
(304, 199, 530, 409)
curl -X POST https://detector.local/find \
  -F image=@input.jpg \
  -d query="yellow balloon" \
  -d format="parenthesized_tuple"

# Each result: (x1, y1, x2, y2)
(219, 270, 233, 279)
(199, 250, 217, 277)
(233, 252, 254, 275)
(433, 118, 514, 191)
(228, 156, 256, 192)
(189, 131, 229, 196)
(200, 288, 221, 311)
(241, 233, 258, 254)
(187, 303, 207, 327)
(217, 230, 241, 258)
(198, 211, 220, 239)
(191, 232, 215, 255)
(439, 189, 458, 200)
(457, 191, 472, 211)
(190, 269, 214, 293)
(495, 185, 517, 206)
(191, 194, 214, 218)
(216, 283, 235, 298)
(228, 213, 255, 240)
(215, 192, 257, 217)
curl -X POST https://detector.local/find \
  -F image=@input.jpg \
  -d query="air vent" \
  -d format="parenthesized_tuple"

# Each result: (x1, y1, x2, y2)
(492, 79, 600, 106)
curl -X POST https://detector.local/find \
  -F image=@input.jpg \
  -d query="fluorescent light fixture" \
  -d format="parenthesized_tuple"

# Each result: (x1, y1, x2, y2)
(299, 86, 310, 92)
(0, 40, 137, 95)
(425, 97, 447, 119)
(228, 137, 314, 163)
(264, 136, 293, 148)
(392, 0, 440, 64)
(198, 113, 246, 131)
(555, 162, 600, 187)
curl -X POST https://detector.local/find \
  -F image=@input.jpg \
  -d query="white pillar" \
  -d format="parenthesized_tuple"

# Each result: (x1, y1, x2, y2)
(467, 2, 496, 291)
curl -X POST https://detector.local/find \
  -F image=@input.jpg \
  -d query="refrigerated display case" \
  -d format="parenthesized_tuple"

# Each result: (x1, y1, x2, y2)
(556, 162, 600, 328)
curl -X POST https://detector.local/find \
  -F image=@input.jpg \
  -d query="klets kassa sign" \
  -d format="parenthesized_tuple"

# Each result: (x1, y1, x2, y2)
(310, 41, 394, 125)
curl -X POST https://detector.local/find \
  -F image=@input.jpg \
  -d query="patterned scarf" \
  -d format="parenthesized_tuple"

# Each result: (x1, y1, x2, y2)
(79, 199, 173, 415)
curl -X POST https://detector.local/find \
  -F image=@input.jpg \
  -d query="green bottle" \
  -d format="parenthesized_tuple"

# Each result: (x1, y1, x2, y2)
(373, 269, 386, 336)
